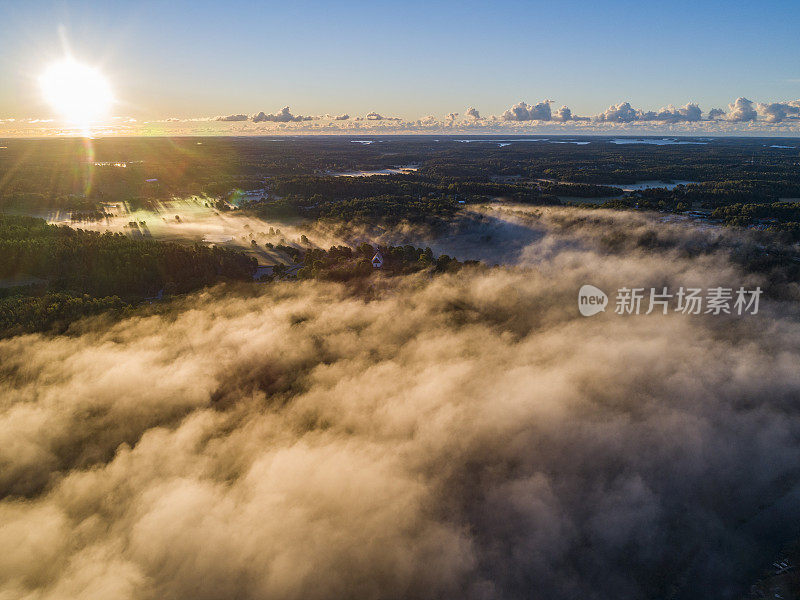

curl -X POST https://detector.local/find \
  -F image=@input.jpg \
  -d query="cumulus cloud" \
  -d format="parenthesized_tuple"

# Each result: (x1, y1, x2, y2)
(2, 207, 800, 599)
(650, 102, 703, 123)
(724, 97, 757, 122)
(364, 111, 400, 121)
(203, 99, 794, 128)
(465, 107, 481, 120)
(501, 100, 553, 121)
(757, 100, 800, 123)
(215, 114, 248, 122)
(416, 115, 439, 126)
(595, 101, 640, 123)
(551, 105, 588, 122)
(552, 105, 572, 122)
(705, 98, 761, 123)
(596, 102, 703, 123)
(251, 107, 314, 123)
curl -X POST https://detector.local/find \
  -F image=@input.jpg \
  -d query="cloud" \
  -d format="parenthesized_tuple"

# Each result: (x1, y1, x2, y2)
(650, 102, 703, 123)
(501, 100, 553, 121)
(2, 207, 800, 599)
(416, 115, 439, 126)
(705, 98, 763, 123)
(10, 95, 800, 136)
(364, 111, 401, 121)
(552, 105, 572, 122)
(757, 100, 800, 123)
(595, 101, 640, 123)
(187, 99, 792, 129)
(551, 105, 588, 122)
(251, 107, 314, 123)
(596, 102, 703, 123)
(215, 114, 248, 122)
(723, 97, 757, 122)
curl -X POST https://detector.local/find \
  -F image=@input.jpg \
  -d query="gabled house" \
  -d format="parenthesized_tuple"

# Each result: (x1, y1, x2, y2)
(371, 250, 384, 269)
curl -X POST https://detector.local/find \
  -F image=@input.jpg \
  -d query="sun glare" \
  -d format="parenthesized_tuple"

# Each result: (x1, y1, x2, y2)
(39, 58, 113, 126)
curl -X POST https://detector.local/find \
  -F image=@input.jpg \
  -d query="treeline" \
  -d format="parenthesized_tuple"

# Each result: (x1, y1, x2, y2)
(0, 216, 477, 337)
(242, 174, 561, 224)
(268, 174, 554, 202)
(315, 195, 459, 223)
(597, 181, 800, 238)
(711, 202, 800, 224)
(0, 292, 131, 338)
(0, 192, 101, 213)
(242, 192, 461, 224)
(536, 181, 623, 197)
(687, 180, 800, 206)
(598, 194, 800, 241)
(710, 202, 800, 240)
(0, 215, 257, 298)
(269, 243, 475, 282)
(639, 181, 800, 208)
(423, 140, 800, 185)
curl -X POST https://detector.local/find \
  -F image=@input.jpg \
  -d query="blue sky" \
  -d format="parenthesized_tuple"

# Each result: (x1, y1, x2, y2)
(2, 0, 800, 128)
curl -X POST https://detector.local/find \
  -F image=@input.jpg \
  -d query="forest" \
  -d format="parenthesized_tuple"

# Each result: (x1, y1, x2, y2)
(0, 215, 257, 297)
(0, 214, 473, 336)
(291, 243, 474, 281)
(2, 136, 800, 334)
(0, 215, 257, 336)
(2, 136, 799, 230)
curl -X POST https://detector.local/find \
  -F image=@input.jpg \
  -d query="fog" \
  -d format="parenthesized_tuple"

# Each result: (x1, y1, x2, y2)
(51, 197, 361, 267)
(2, 208, 800, 599)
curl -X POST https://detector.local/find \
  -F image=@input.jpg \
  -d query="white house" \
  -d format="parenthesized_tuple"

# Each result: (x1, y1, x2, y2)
(371, 250, 384, 269)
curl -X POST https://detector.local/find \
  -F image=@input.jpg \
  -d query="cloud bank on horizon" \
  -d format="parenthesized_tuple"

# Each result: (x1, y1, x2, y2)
(4, 97, 800, 136)
(195, 97, 800, 127)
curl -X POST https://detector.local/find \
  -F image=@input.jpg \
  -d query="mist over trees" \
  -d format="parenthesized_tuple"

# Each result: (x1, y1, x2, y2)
(1, 208, 799, 599)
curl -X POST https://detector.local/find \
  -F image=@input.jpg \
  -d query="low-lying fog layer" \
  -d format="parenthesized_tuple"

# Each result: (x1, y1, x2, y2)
(2, 209, 800, 600)
(49, 198, 359, 267)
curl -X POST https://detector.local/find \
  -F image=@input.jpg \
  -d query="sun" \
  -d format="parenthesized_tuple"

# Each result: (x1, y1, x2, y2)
(39, 58, 114, 126)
